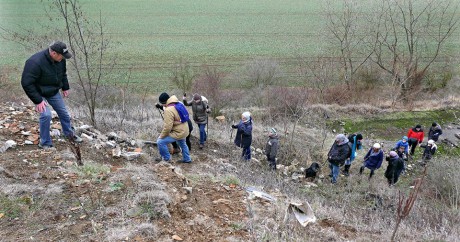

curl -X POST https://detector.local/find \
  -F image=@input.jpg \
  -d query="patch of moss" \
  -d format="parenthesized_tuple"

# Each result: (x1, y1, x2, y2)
(330, 109, 460, 140)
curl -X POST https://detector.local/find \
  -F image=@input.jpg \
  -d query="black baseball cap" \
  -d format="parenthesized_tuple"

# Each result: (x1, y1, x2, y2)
(49, 41, 72, 59)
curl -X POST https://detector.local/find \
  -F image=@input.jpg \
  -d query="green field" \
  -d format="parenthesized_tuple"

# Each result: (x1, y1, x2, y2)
(1, 0, 460, 90)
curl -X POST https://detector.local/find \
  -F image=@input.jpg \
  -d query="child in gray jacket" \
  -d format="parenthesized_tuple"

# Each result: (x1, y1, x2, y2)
(265, 128, 279, 170)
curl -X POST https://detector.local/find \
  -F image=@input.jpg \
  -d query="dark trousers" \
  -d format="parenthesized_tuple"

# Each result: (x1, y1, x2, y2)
(408, 138, 418, 155)
(242, 147, 251, 160)
(267, 155, 276, 170)
(172, 133, 192, 151)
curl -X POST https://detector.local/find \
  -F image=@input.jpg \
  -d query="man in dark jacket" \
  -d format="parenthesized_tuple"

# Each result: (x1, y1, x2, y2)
(328, 134, 351, 184)
(232, 111, 252, 161)
(21, 41, 82, 149)
(428, 122, 443, 142)
(183, 94, 210, 149)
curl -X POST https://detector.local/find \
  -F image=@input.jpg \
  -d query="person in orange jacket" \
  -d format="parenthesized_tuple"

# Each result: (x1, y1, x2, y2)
(407, 124, 424, 156)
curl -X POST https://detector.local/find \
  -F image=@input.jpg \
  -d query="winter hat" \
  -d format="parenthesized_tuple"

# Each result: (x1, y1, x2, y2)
(389, 151, 398, 157)
(402, 136, 408, 142)
(373, 143, 381, 149)
(242, 111, 251, 123)
(269, 128, 277, 136)
(158, 92, 170, 104)
(335, 134, 349, 145)
(432, 122, 437, 127)
(428, 139, 435, 145)
(193, 93, 201, 101)
(356, 133, 363, 140)
(415, 124, 422, 129)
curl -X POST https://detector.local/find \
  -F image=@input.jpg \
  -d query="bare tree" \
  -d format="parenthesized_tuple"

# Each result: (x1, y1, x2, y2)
(1, 0, 119, 127)
(324, 0, 372, 91)
(170, 59, 197, 94)
(367, 0, 459, 103)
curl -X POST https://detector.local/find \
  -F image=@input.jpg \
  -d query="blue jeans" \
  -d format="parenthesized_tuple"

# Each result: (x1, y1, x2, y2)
(40, 92, 73, 146)
(198, 124, 207, 144)
(329, 162, 340, 183)
(242, 147, 251, 160)
(157, 136, 191, 162)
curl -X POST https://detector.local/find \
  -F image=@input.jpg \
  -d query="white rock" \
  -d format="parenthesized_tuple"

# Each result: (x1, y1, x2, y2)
(21, 131, 31, 136)
(81, 133, 93, 141)
(24, 140, 34, 145)
(50, 129, 61, 137)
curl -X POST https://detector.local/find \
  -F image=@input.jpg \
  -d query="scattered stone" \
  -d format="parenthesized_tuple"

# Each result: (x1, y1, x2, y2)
(212, 198, 232, 205)
(21, 131, 31, 136)
(107, 132, 118, 141)
(304, 182, 318, 188)
(32, 172, 42, 179)
(121, 152, 141, 161)
(112, 147, 121, 158)
(81, 133, 93, 141)
(180, 195, 188, 202)
(215, 116, 225, 123)
(105, 141, 116, 148)
(0, 140, 17, 153)
(172, 235, 183, 241)
(50, 129, 61, 137)
(183, 187, 193, 194)
(255, 148, 263, 154)
(24, 140, 34, 145)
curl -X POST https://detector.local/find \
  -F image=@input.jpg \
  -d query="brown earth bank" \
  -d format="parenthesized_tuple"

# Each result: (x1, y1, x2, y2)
(1, 102, 460, 241)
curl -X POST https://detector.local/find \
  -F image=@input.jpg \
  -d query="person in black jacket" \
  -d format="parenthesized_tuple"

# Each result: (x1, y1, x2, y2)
(328, 134, 351, 184)
(384, 151, 405, 186)
(428, 122, 443, 142)
(232, 111, 253, 161)
(21, 41, 82, 149)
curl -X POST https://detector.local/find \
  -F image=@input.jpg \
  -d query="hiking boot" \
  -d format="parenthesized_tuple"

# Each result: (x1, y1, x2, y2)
(155, 157, 170, 162)
(359, 166, 364, 175)
(199, 144, 204, 149)
(177, 159, 192, 163)
(38, 143, 54, 150)
(342, 171, 350, 177)
(66, 134, 83, 143)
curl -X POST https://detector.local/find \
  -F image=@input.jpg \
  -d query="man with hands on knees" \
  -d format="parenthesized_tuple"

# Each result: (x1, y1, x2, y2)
(21, 41, 82, 149)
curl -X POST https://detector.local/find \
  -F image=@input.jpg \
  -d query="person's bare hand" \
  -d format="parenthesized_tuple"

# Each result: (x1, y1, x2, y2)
(35, 101, 46, 113)
(62, 90, 69, 97)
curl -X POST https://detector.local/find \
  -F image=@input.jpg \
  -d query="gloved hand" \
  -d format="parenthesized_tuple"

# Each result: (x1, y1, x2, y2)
(35, 101, 46, 113)
(231, 124, 238, 129)
(206, 108, 211, 113)
(155, 103, 163, 109)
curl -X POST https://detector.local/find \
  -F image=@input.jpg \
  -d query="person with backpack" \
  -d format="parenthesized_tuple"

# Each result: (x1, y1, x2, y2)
(327, 134, 351, 184)
(155, 103, 193, 153)
(232, 111, 253, 161)
(264, 128, 279, 170)
(384, 151, 405, 186)
(428, 122, 443, 142)
(155, 92, 191, 163)
(342, 133, 363, 176)
(183, 93, 210, 149)
(360, 143, 384, 180)
(407, 124, 424, 156)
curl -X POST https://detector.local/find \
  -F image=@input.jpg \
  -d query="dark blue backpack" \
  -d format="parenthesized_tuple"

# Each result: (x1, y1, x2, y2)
(173, 102, 190, 123)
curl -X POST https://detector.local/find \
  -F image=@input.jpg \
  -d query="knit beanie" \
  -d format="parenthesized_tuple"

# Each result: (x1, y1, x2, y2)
(242, 111, 251, 123)
(193, 93, 201, 101)
(356, 133, 363, 140)
(159, 92, 170, 104)
(269, 128, 277, 136)
(432, 122, 437, 127)
(415, 124, 422, 129)
(402, 136, 408, 142)
(389, 151, 398, 157)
